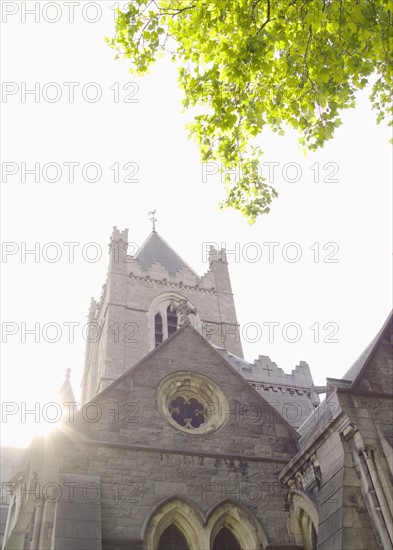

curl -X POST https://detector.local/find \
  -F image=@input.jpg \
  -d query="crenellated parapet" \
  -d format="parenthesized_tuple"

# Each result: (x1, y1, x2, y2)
(216, 348, 320, 428)
(110, 225, 129, 243)
(252, 356, 315, 389)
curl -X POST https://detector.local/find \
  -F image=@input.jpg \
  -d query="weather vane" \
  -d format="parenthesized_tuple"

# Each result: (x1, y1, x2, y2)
(148, 209, 157, 232)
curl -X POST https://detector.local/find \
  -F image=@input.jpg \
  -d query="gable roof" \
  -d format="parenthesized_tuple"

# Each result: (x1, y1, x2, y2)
(340, 309, 392, 390)
(88, 323, 300, 439)
(280, 312, 393, 480)
(135, 231, 199, 278)
(303, 311, 392, 426)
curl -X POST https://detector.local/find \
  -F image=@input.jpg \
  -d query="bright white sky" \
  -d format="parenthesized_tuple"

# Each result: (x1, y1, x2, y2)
(1, 1, 392, 447)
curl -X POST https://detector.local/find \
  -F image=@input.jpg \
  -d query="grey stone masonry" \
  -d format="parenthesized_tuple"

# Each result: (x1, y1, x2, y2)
(279, 313, 393, 549)
(216, 349, 320, 429)
(57, 326, 298, 548)
(0, 447, 25, 548)
(52, 473, 102, 550)
(81, 228, 243, 405)
(2, 218, 391, 550)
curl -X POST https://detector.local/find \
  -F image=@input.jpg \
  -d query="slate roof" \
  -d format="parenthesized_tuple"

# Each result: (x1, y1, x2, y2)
(341, 309, 392, 389)
(135, 231, 199, 278)
(296, 394, 339, 445)
(214, 346, 252, 371)
(280, 311, 393, 481)
(296, 310, 393, 449)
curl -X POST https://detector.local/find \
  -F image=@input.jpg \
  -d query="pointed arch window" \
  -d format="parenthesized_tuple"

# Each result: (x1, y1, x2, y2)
(213, 527, 241, 550)
(150, 295, 198, 349)
(155, 313, 163, 347)
(157, 524, 189, 550)
(167, 305, 178, 336)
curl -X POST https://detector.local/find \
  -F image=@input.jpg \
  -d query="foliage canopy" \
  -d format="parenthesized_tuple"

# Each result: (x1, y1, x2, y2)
(107, 0, 393, 222)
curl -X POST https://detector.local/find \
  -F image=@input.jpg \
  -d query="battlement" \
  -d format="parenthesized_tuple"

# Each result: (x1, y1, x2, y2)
(215, 348, 320, 427)
(252, 356, 314, 388)
(110, 226, 129, 242)
(208, 246, 228, 266)
(218, 350, 315, 390)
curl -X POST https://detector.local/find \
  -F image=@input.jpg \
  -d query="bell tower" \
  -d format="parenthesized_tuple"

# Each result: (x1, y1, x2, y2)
(81, 225, 243, 405)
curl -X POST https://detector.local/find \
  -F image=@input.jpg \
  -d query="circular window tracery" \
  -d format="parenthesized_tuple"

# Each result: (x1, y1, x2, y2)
(169, 396, 206, 429)
(156, 372, 228, 434)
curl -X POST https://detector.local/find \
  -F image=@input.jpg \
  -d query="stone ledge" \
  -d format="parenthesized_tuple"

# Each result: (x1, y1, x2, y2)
(73, 439, 290, 464)
(128, 273, 217, 293)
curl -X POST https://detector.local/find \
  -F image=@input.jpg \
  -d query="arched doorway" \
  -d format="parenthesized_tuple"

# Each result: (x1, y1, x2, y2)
(143, 497, 204, 550)
(213, 527, 241, 550)
(157, 524, 189, 550)
(207, 501, 268, 550)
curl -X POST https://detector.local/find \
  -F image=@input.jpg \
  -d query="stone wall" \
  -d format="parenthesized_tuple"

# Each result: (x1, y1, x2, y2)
(0, 447, 25, 548)
(279, 323, 393, 550)
(20, 326, 300, 549)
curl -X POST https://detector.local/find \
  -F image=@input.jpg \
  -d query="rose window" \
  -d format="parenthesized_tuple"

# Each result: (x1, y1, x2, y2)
(169, 396, 206, 429)
(156, 372, 228, 435)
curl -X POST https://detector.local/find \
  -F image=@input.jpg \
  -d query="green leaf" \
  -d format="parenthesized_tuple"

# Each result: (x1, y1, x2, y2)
(107, 0, 393, 222)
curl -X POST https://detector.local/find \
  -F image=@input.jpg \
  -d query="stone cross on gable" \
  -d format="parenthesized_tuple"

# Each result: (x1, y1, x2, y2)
(171, 299, 197, 327)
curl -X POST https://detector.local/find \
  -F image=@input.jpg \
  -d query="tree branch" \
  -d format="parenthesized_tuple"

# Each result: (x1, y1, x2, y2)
(158, 5, 196, 17)
(257, 0, 276, 34)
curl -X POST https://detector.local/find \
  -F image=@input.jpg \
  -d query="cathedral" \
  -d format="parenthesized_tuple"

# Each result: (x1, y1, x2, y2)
(1, 226, 392, 550)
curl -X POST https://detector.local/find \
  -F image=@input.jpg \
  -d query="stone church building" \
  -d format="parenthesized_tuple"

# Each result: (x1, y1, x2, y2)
(1, 227, 392, 549)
